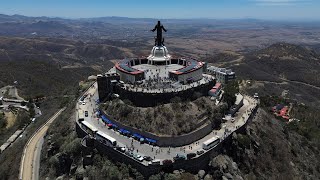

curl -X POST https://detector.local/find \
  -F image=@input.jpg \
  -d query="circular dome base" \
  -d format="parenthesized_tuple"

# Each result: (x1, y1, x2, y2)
(147, 46, 171, 65)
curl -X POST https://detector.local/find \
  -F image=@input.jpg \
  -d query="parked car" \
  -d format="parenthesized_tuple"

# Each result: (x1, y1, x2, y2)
(133, 153, 144, 162)
(187, 153, 197, 159)
(125, 151, 133, 157)
(148, 159, 161, 165)
(137, 154, 144, 162)
(116, 146, 126, 153)
(196, 150, 204, 155)
(143, 156, 153, 161)
(85, 111, 88, 117)
(173, 154, 186, 161)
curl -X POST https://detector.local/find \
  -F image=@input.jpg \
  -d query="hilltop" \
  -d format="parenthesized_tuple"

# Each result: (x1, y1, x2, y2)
(0, 13, 319, 179)
(220, 43, 320, 106)
(233, 43, 320, 85)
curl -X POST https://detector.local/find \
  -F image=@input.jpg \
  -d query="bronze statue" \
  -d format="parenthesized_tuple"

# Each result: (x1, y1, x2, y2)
(151, 21, 167, 46)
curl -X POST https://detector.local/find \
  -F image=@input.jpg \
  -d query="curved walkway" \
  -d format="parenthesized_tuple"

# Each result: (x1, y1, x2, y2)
(77, 82, 258, 164)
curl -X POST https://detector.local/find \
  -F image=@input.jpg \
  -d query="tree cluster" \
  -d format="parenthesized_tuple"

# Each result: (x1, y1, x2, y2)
(223, 80, 239, 108)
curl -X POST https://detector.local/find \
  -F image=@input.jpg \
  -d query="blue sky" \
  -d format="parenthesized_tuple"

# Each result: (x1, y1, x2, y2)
(0, 0, 319, 20)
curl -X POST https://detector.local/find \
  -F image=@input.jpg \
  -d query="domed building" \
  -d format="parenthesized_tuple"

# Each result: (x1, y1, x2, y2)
(97, 21, 215, 107)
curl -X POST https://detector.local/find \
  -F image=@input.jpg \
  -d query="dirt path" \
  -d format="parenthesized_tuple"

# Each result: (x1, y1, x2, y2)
(256, 79, 320, 90)
(19, 107, 65, 180)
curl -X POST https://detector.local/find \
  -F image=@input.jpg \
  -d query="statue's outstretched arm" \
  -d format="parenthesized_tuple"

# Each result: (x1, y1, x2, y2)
(151, 25, 157, 32)
(162, 26, 167, 32)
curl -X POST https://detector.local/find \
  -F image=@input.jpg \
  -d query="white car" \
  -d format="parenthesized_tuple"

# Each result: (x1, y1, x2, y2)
(136, 154, 144, 162)
(82, 102, 86, 105)
(120, 147, 126, 152)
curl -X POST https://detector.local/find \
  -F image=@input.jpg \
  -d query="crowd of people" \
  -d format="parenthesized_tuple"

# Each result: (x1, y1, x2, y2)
(122, 73, 215, 94)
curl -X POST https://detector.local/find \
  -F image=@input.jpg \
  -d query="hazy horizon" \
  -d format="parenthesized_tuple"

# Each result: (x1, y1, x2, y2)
(0, 0, 320, 21)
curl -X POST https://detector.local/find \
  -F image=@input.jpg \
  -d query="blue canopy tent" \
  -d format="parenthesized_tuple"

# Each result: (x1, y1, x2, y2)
(119, 129, 131, 136)
(101, 115, 112, 124)
(133, 133, 143, 140)
(118, 128, 125, 134)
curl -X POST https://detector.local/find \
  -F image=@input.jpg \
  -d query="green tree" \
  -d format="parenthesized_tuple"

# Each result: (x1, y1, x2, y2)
(223, 81, 239, 108)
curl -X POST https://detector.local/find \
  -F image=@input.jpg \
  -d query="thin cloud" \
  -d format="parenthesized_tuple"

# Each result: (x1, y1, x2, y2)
(253, 0, 311, 6)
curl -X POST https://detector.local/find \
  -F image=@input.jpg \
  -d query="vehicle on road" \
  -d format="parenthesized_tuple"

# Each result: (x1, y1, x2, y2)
(78, 110, 84, 121)
(187, 153, 197, 159)
(120, 147, 126, 152)
(136, 154, 144, 162)
(125, 151, 134, 157)
(80, 120, 98, 136)
(143, 156, 153, 161)
(95, 131, 117, 146)
(133, 153, 144, 162)
(202, 136, 220, 150)
(149, 159, 161, 165)
(173, 154, 186, 161)
(115, 146, 126, 152)
(196, 150, 204, 155)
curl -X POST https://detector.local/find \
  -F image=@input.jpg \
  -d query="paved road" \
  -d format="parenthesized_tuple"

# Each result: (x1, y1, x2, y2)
(77, 82, 257, 164)
(32, 136, 44, 180)
(19, 107, 66, 180)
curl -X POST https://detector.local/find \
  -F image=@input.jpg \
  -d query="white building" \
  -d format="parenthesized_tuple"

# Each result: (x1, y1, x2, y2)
(207, 66, 235, 84)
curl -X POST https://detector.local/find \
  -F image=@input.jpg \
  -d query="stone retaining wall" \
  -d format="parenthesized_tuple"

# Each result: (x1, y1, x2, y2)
(101, 111, 213, 147)
(76, 103, 259, 177)
(115, 80, 215, 107)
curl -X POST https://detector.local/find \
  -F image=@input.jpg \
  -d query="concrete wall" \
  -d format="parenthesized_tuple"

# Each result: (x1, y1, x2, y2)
(115, 80, 215, 107)
(177, 67, 203, 84)
(101, 111, 213, 147)
(76, 120, 228, 177)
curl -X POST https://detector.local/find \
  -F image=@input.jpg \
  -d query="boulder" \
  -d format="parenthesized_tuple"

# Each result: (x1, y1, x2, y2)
(224, 173, 233, 179)
(173, 170, 181, 175)
(222, 176, 228, 180)
(198, 170, 206, 179)
(204, 174, 213, 180)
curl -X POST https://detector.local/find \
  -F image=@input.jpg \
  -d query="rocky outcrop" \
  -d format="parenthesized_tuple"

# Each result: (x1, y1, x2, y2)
(209, 109, 320, 180)
(209, 155, 243, 180)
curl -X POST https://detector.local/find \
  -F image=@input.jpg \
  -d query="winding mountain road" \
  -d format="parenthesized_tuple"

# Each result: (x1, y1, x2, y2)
(19, 107, 66, 180)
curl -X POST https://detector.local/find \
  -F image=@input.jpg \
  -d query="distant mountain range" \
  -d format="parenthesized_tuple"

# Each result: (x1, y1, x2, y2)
(1, 13, 320, 42)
